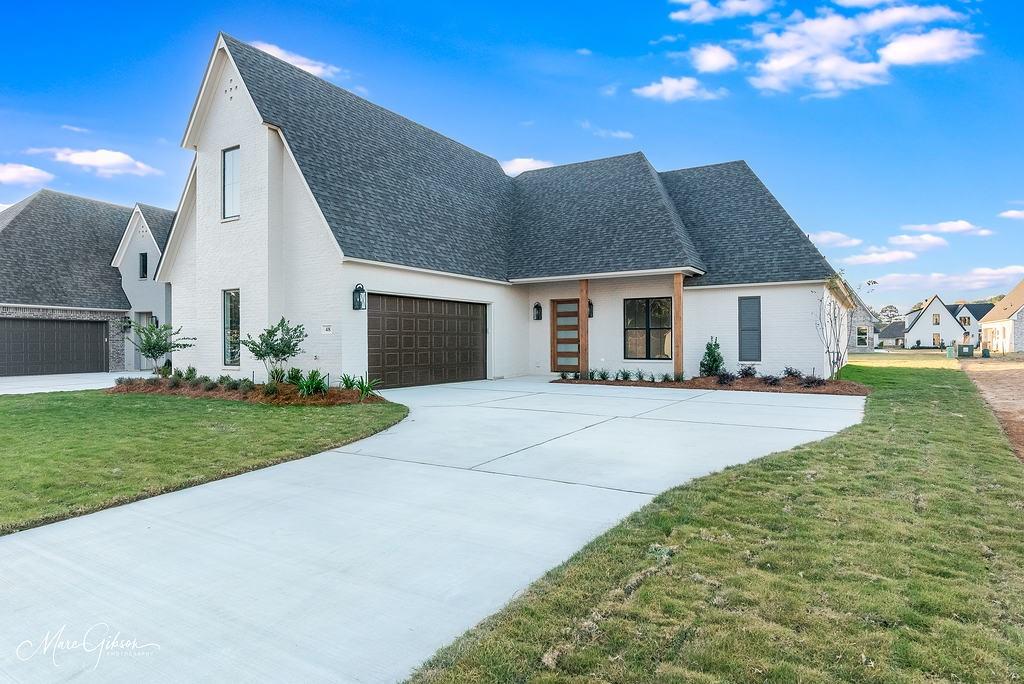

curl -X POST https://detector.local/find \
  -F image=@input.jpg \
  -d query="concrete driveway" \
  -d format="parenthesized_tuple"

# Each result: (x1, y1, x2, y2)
(0, 377, 864, 683)
(0, 371, 151, 395)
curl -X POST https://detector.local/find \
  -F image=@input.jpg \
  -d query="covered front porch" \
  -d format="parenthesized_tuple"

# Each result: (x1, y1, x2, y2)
(518, 271, 694, 379)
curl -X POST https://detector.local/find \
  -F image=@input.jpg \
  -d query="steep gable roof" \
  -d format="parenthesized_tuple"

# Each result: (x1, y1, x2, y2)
(658, 161, 835, 287)
(963, 302, 994, 321)
(222, 34, 513, 281)
(508, 153, 705, 279)
(137, 204, 176, 252)
(879, 321, 905, 339)
(904, 294, 965, 333)
(981, 280, 1024, 323)
(0, 189, 131, 310)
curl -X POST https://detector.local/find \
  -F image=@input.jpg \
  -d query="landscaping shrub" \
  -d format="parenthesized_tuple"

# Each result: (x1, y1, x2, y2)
(297, 370, 329, 397)
(631, 369, 646, 382)
(354, 376, 382, 402)
(285, 367, 303, 385)
(801, 374, 827, 388)
(559, 371, 569, 380)
(217, 375, 234, 386)
(340, 374, 358, 390)
(268, 367, 286, 384)
(660, 372, 674, 383)
(238, 378, 254, 393)
(699, 337, 725, 376)
(587, 369, 597, 380)
(597, 369, 611, 381)
(572, 371, 580, 380)
(716, 370, 737, 385)
(127, 321, 195, 374)
(202, 379, 218, 392)
(738, 364, 758, 378)
(225, 378, 241, 391)
(171, 367, 184, 380)
(783, 366, 803, 379)
(167, 376, 181, 389)
(240, 317, 307, 381)
(674, 371, 686, 382)
(114, 376, 133, 386)
(183, 366, 198, 381)
(262, 381, 279, 397)
(158, 360, 173, 378)
(761, 374, 781, 386)
(144, 377, 162, 387)
(616, 369, 631, 381)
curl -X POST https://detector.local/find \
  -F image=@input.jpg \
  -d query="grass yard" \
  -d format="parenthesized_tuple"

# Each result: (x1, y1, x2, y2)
(413, 353, 1024, 683)
(0, 390, 407, 534)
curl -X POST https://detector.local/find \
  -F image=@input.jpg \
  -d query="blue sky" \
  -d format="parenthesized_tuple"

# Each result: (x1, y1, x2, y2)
(1, 0, 1021, 310)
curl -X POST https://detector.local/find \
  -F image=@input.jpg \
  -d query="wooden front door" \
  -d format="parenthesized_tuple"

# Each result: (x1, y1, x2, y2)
(550, 299, 581, 372)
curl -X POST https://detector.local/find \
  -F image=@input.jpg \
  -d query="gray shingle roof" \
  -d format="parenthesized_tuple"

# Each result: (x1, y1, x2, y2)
(0, 189, 131, 310)
(963, 302, 994, 321)
(137, 203, 175, 252)
(878, 321, 905, 339)
(508, 153, 705, 279)
(658, 161, 836, 287)
(981, 280, 1024, 323)
(223, 34, 513, 281)
(220, 35, 838, 287)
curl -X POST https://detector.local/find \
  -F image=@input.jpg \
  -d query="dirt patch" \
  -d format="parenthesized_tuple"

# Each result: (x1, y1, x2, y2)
(108, 379, 383, 406)
(962, 355, 1024, 461)
(553, 375, 870, 396)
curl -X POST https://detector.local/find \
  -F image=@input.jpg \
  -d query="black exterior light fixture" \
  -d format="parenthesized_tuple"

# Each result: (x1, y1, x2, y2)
(352, 283, 367, 310)
(120, 315, 133, 332)
(588, 300, 594, 318)
(532, 302, 543, 320)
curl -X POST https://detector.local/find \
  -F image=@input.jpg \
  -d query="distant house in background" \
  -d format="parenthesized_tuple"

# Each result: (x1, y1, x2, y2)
(902, 294, 965, 349)
(945, 302, 994, 346)
(110, 203, 177, 370)
(981, 279, 1024, 353)
(848, 293, 878, 353)
(878, 321, 905, 348)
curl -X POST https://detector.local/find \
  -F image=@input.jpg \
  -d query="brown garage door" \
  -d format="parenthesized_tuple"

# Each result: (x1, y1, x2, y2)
(367, 294, 487, 389)
(0, 318, 109, 377)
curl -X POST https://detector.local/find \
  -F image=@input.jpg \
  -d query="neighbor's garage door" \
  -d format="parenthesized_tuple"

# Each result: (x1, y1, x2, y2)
(0, 318, 109, 377)
(367, 294, 487, 389)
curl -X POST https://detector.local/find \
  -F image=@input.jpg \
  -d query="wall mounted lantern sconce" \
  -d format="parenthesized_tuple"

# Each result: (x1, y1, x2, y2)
(352, 283, 367, 310)
(588, 300, 594, 318)
(532, 302, 543, 320)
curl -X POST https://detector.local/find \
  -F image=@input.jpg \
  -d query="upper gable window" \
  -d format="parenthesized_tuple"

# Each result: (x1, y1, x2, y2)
(959, 315, 970, 327)
(932, 313, 941, 325)
(222, 146, 240, 219)
(138, 252, 148, 279)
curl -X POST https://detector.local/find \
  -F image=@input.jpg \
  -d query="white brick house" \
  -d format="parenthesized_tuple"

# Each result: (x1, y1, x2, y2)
(981, 279, 1024, 353)
(155, 34, 853, 386)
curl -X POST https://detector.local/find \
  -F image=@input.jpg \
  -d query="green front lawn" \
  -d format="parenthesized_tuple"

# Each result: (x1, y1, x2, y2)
(414, 355, 1024, 682)
(0, 391, 407, 534)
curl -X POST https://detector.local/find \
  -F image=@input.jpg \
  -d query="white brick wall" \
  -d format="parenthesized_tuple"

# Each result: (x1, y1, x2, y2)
(904, 298, 963, 348)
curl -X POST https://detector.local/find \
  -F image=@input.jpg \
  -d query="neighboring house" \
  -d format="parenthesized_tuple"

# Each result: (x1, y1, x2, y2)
(110, 203, 177, 370)
(902, 295, 965, 349)
(155, 34, 852, 387)
(848, 293, 879, 353)
(878, 321, 905, 348)
(945, 302, 994, 346)
(981, 279, 1024, 353)
(0, 190, 175, 377)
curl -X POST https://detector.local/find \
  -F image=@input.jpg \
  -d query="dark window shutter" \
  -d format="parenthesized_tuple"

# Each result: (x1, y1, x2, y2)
(738, 296, 761, 362)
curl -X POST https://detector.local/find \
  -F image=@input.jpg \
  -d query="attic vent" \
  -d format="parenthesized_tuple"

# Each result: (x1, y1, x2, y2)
(223, 79, 239, 101)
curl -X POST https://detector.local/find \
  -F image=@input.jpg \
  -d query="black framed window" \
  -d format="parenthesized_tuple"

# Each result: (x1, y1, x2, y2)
(624, 297, 672, 360)
(138, 252, 148, 279)
(222, 146, 240, 219)
(223, 289, 240, 366)
(738, 296, 762, 362)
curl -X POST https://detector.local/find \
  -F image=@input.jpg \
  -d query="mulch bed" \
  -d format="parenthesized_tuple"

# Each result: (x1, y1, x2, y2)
(553, 375, 871, 396)
(108, 379, 383, 406)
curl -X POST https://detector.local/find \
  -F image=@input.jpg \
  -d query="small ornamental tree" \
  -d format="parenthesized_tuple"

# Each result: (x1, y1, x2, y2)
(699, 337, 725, 377)
(239, 317, 307, 380)
(128, 322, 196, 373)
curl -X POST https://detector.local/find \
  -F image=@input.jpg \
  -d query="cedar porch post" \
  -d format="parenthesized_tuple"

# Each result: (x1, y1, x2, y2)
(578, 279, 590, 376)
(673, 273, 684, 378)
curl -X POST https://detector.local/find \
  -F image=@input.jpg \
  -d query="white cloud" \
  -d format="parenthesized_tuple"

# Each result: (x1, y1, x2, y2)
(500, 158, 554, 176)
(0, 163, 55, 185)
(249, 41, 347, 80)
(633, 76, 728, 102)
(999, 210, 1024, 220)
(888, 233, 948, 250)
(599, 83, 620, 96)
(842, 248, 917, 265)
(873, 266, 1024, 292)
(879, 28, 981, 66)
(650, 34, 686, 45)
(670, 0, 773, 24)
(576, 48, 593, 56)
(27, 148, 160, 178)
(748, 5, 976, 97)
(808, 230, 863, 247)
(902, 219, 990, 236)
(580, 120, 635, 140)
(690, 44, 739, 73)
(833, 0, 898, 6)
(60, 124, 90, 133)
